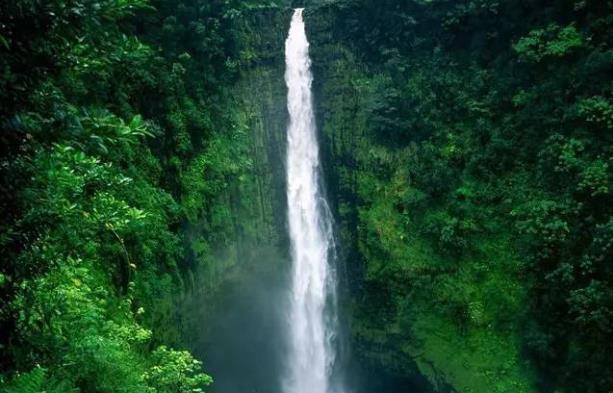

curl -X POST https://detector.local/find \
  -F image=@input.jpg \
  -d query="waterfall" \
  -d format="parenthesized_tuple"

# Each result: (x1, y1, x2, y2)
(283, 8, 344, 393)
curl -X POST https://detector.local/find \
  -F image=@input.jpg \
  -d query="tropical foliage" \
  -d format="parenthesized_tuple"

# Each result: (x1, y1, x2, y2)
(305, 1, 612, 392)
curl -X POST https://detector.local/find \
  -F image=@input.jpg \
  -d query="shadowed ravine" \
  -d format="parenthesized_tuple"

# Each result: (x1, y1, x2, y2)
(194, 9, 431, 393)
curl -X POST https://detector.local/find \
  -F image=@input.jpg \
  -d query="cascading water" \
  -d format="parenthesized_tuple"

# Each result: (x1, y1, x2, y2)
(284, 8, 344, 393)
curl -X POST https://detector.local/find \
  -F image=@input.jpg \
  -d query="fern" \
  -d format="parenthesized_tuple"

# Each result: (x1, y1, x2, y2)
(2, 367, 46, 393)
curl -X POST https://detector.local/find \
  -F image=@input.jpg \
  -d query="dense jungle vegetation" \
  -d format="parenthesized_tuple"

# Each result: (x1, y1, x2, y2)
(0, 0, 611, 393)
(0, 0, 289, 391)
(305, 1, 612, 393)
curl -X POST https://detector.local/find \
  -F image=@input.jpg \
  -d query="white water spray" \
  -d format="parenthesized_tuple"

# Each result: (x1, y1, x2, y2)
(283, 8, 344, 393)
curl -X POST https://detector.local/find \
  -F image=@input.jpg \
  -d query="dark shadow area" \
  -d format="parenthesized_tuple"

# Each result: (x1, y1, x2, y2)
(192, 247, 289, 393)
(348, 363, 436, 393)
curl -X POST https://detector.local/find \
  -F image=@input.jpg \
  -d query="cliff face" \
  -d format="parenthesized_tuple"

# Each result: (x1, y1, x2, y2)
(182, 7, 293, 392)
(188, 7, 292, 293)
(303, 2, 613, 393)
(303, 5, 535, 393)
